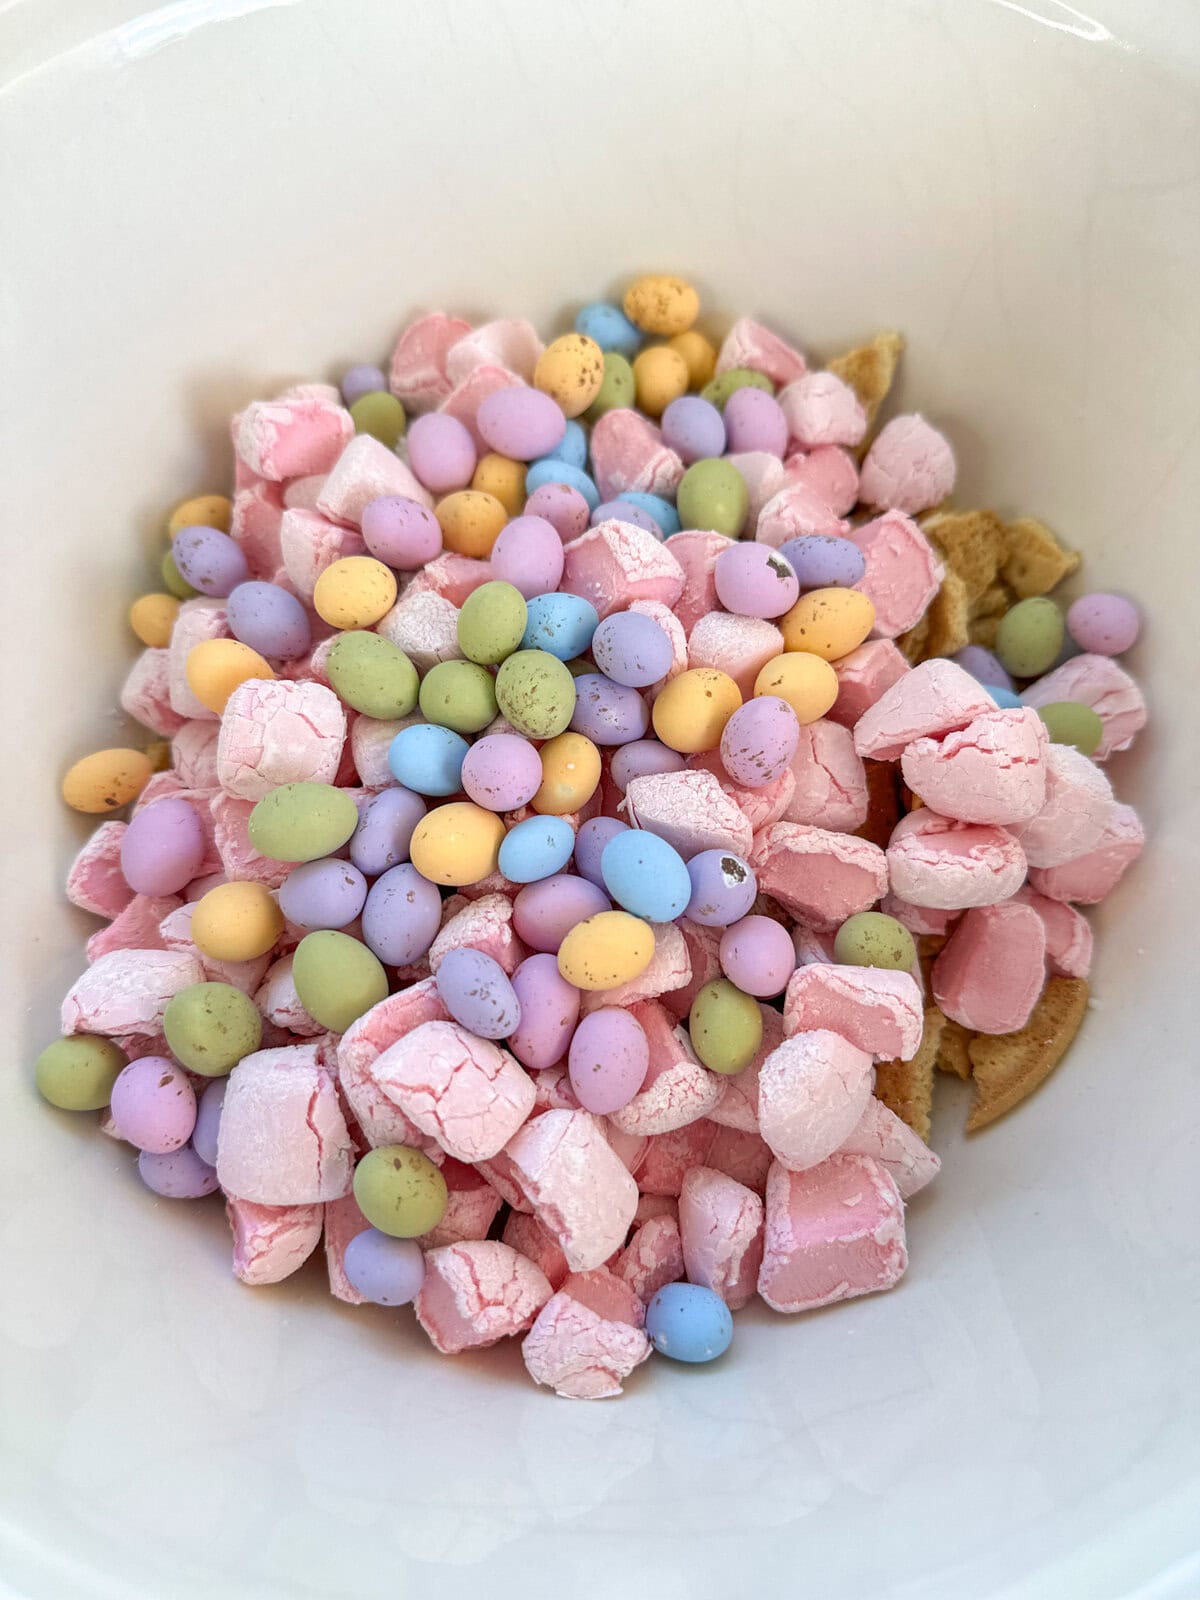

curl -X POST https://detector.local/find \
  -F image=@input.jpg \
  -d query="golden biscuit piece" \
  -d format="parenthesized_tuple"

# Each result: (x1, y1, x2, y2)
(827, 330, 905, 427)
(971, 579, 1013, 622)
(1002, 517, 1081, 599)
(922, 509, 1007, 604)
(966, 976, 1089, 1131)
(936, 1015, 974, 1080)
(970, 613, 1002, 648)
(875, 1005, 943, 1142)
(897, 610, 932, 664)
(917, 934, 948, 990)
(921, 568, 970, 659)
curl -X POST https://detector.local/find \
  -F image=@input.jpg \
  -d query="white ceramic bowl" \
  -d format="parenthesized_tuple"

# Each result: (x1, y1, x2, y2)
(3, 3, 1198, 1596)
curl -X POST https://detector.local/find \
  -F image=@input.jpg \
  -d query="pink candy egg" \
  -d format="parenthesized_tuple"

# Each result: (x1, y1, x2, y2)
(1066, 593, 1140, 656)
(723, 386, 789, 457)
(361, 495, 442, 568)
(489, 514, 566, 599)
(120, 796, 206, 896)
(461, 733, 544, 811)
(719, 696, 800, 787)
(477, 388, 567, 461)
(508, 952, 582, 1069)
(719, 914, 796, 998)
(405, 412, 477, 494)
(714, 541, 800, 618)
(568, 1008, 650, 1113)
(110, 1056, 198, 1153)
(523, 482, 591, 543)
(512, 874, 611, 952)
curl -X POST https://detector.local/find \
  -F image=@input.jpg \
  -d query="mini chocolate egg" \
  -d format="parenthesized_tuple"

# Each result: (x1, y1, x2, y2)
(409, 802, 506, 886)
(780, 587, 875, 660)
(557, 910, 655, 991)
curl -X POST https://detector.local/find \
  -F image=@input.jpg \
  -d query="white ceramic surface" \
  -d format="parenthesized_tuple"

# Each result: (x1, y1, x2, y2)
(2, 2, 1198, 1596)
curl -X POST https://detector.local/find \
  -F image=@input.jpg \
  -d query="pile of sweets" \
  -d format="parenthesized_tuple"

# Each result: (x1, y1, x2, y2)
(46, 274, 1147, 1398)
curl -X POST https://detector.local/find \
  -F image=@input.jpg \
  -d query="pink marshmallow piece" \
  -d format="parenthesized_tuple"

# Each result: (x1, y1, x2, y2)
(502, 1211, 569, 1291)
(686, 611, 782, 700)
(887, 809, 1027, 910)
(282, 474, 326, 511)
(854, 657, 996, 762)
(279, 508, 367, 600)
(757, 1154, 907, 1313)
(216, 678, 346, 801)
(315, 433, 433, 525)
(709, 1003, 783, 1132)
(84, 894, 178, 961)
(706, 1124, 773, 1195)
(783, 964, 924, 1061)
(216, 1042, 354, 1204)
(121, 648, 186, 738)
(629, 598, 688, 693)
(418, 1157, 503, 1249)
(858, 414, 956, 515)
(678, 1166, 764, 1311)
(235, 397, 354, 482)
(846, 510, 945, 638)
(667, 530, 728, 635)
(1013, 887, 1093, 979)
(229, 482, 285, 579)
(335, 980, 449, 1155)
(376, 590, 463, 675)
(755, 482, 849, 550)
(1011, 743, 1114, 869)
(715, 317, 807, 386)
(209, 793, 295, 888)
(504, 1109, 639, 1271)
(428, 892, 527, 977)
(613, 1214, 685, 1303)
(226, 1196, 323, 1286)
(66, 821, 133, 919)
(901, 707, 1049, 827)
(445, 318, 542, 385)
(323, 1191, 371, 1304)
(687, 750, 796, 833)
(728, 451, 787, 537)
(588, 408, 685, 503)
(1027, 802, 1144, 905)
(829, 640, 910, 730)
(522, 1281, 651, 1399)
(347, 714, 411, 790)
(635, 1121, 718, 1196)
(415, 1240, 552, 1355)
(404, 551, 493, 607)
(782, 445, 860, 517)
(879, 893, 961, 938)
(624, 768, 753, 860)
(1020, 653, 1147, 760)
(662, 917, 723, 1022)
(369, 1019, 535, 1162)
(749, 823, 888, 930)
(255, 953, 324, 1036)
(758, 1030, 874, 1172)
(61, 948, 202, 1037)
(606, 999, 723, 1137)
(933, 901, 1047, 1033)
(560, 519, 685, 620)
(579, 920, 691, 1013)
(838, 1097, 940, 1200)
(778, 372, 867, 450)
(168, 599, 230, 721)
(389, 311, 472, 411)
(784, 719, 869, 831)
(438, 364, 525, 451)
(172, 721, 221, 788)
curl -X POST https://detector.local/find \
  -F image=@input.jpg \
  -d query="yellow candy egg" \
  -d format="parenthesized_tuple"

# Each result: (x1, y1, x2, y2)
(530, 732, 601, 816)
(557, 911, 655, 991)
(780, 587, 876, 661)
(533, 334, 604, 419)
(754, 652, 839, 724)
(313, 555, 397, 629)
(669, 330, 717, 390)
(471, 453, 526, 517)
(633, 345, 690, 419)
(61, 748, 153, 813)
(651, 668, 742, 753)
(624, 274, 701, 337)
(191, 881, 283, 961)
(409, 802, 506, 887)
(128, 592, 180, 648)
(436, 490, 509, 558)
(186, 638, 275, 714)
(168, 493, 233, 538)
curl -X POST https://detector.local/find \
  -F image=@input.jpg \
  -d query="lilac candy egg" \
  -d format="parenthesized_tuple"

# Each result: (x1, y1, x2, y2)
(719, 914, 796, 998)
(435, 947, 521, 1039)
(508, 953, 582, 1069)
(361, 495, 442, 568)
(568, 1008, 650, 1114)
(489, 515, 566, 600)
(343, 1230, 425, 1305)
(278, 858, 368, 930)
(590, 499, 663, 538)
(226, 580, 312, 659)
(610, 740, 687, 792)
(191, 1078, 227, 1167)
(120, 796, 206, 896)
(524, 482, 590, 543)
(461, 733, 544, 812)
(405, 412, 477, 494)
(952, 644, 1014, 690)
(361, 862, 442, 965)
(477, 388, 567, 461)
(1066, 592, 1141, 656)
(723, 387, 789, 457)
(172, 525, 250, 598)
(512, 875, 611, 953)
(685, 849, 758, 927)
(719, 696, 800, 788)
(349, 787, 426, 875)
(137, 1144, 219, 1199)
(341, 364, 388, 406)
(574, 816, 628, 887)
(569, 673, 650, 745)
(778, 533, 865, 590)
(110, 1056, 197, 1154)
(590, 612, 674, 688)
(661, 395, 726, 464)
(713, 543, 800, 620)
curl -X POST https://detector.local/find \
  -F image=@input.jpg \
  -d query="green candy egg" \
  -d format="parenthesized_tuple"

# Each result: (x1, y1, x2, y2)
(161, 546, 199, 599)
(995, 597, 1065, 679)
(325, 631, 419, 719)
(676, 458, 749, 539)
(292, 930, 388, 1033)
(418, 659, 499, 735)
(349, 390, 406, 448)
(700, 367, 774, 409)
(833, 911, 917, 972)
(585, 352, 636, 421)
(457, 580, 528, 666)
(353, 1145, 448, 1238)
(1037, 700, 1104, 755)
(688, 979, 763, 1075)
(163, 982, 262, 1077)
(36, 1035, 127, 1110)
(247, 781, 359, 863)
(495, 649, 576, 738)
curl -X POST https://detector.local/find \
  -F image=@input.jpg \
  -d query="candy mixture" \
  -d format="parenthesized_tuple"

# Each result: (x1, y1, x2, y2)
(44, 275, 1147, 1398)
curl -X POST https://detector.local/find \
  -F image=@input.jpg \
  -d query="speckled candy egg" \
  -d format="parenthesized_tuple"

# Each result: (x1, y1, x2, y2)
(435, 948, 521, 1039)
(600, 828, 692, 922)
(477, 387, 567, 461)
(569, 673, 651, 746)
(226, 581, 312, 659)
(109, 1056, 197, 1154)
(533, 334, 605, 418)
(409, 802, 506, 887)
(685, 849, 758, 927)
(361, 495, 443, 569)
(557, 909, 655, 990)
(512, 875, 611, 954)
(489, 515, 565, 599)
(349, 788, 426, 875)
(623, 274, 700, 337)
(508, 953, 582, 1071)
(652, 668, 741, 753)
(520, 593, 599, 660)
(326, 631, 419, 718)
(719, 696, 800, 788)
(405, 412, 477, 493)
(247, 781, 359, 863)
(780, 587, 875, 659)
(461, 733, 544, 812)
(645, 1282, 733, 1363)
(660, 395, 726, 463)
(498, 815, 577, 883)
(388, 723, 470, 796)
(1066, 592, 1141, 656)
(530, 731, 602, 815)
(610, 740, 687, 792)
(361, 863, 443, 965)
(573, 816, 629, 887)
(568, 1009, 650, 1114)
(278, 858, 368, 930)
(722, 386, 789, 457)
(172, 525, 250, 598)
(495, 650, 577, 738)
(719, 915, 796, 998)
(714, 542, 800, 619)
(689, 977, 764, 1071)
(120, 796, 206, 896)
(292, 931, 389, 1033)
(590, 611, 674, 688)
(589, 498, 663, 538)
(778, 534, 866, 591)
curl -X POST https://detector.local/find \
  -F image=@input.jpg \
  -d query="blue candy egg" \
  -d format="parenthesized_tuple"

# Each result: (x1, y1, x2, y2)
(521, 592, 599, 660)
(498, 815, 577, 884)
(645, 1282, 734, 1364)
(600, 827, 691, 921)
(621, 490, 680, 535)
(987, 685, 1024, 709)
(388, 723, 469, 796)
(539, 418, 589, 471)
(574, 301, 643, 358)
(525, 458, 600, 511)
